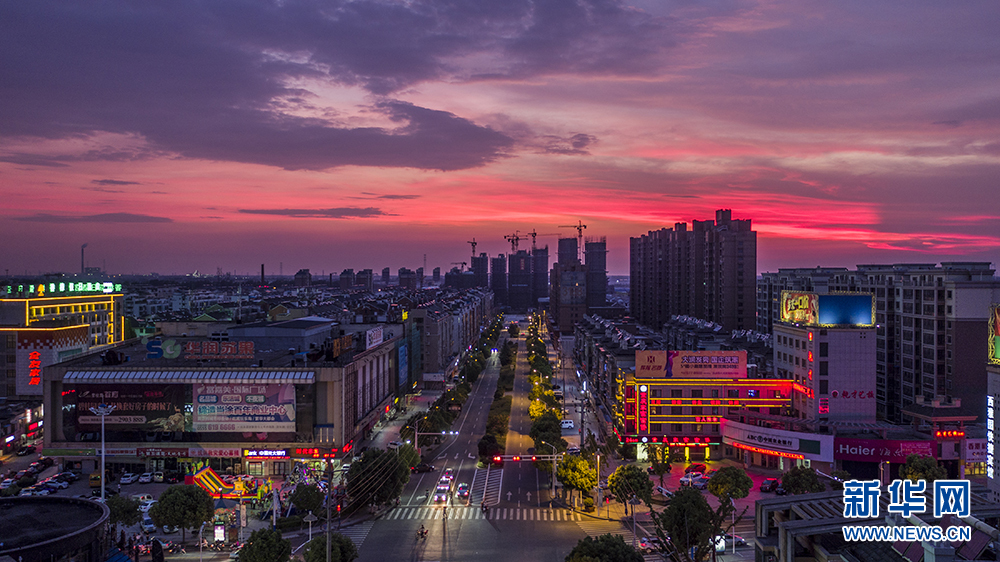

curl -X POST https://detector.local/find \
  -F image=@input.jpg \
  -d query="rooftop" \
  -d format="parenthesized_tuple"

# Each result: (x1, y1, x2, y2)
(0, 497, 108, 553)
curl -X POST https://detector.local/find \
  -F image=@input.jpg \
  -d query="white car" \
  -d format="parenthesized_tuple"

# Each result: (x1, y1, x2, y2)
(679, 472, 704, 486)
(141, 517, 157, 533)
(42, 479, 69, 489)
(715, 534, 748, 552)
(138, 473, 153, 484)
(120, 473, 138, 485)
(433, 485, 450, 502)
(442, 468, 455, 481)
(639, 536, 666, 553)
(560, 419, 575, 429)
(140, 500, 157, 513)
(692, 476, 711, 490)
(0, 479, 14, 490)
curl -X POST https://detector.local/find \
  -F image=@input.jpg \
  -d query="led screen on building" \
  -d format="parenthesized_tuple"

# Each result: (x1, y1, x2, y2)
(636, 350, 747, 379)
(193, 383, 296, 433)
(780, 291, 818, 324)
(74, 384, 192, 431)
(817, 294, 875, 326)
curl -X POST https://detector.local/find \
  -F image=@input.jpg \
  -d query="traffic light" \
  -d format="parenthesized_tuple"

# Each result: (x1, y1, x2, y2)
(337, 502, 342, 513)
(512, 456, 521, 461)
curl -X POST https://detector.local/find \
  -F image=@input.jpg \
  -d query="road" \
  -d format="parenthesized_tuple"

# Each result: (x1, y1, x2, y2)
(355, 315, 606, 562)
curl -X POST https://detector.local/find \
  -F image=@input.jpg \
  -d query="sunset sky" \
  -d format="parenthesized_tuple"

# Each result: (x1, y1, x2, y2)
(2, 0, 999, 277)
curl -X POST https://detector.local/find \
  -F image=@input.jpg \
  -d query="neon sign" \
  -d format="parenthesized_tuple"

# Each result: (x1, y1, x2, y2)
(4, 282, 122, 298)
(935, 430, 965, 440)
(243, 449, 289, 459)
(28, 351, 42, 386)
(733, 441, 805, 459)
(637, 385, 648, 434)
(793, 383, 814, 399)
(988, 396, 995, 480)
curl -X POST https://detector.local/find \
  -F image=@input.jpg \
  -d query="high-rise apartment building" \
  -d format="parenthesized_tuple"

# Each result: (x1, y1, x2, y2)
(356, 269, 374, 292)
(756, 267, 849, 334)
(532, 246, 549, 307)
(490, 255, 507, 307)
(508, 250, 533, 312)
(558, 238, 578, 265)
(471, 253, 490, 289)
(550, 261, 587, 334)
(340, 269, 355, 290)
(381, 267, 390, 286)
(630, 209, 756, 332)
(585, 238, 607, 309)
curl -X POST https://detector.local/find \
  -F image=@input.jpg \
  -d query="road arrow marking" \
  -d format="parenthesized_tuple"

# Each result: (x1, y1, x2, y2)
(526, 492, 531, 501)
(437, 454, 447, 459)
(454, 453, 459, 459)
(507, 491, 512, 501)
(468, 453, 476, 459)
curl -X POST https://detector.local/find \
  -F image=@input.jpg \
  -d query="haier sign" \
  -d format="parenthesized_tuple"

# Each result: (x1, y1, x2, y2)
(834, 438, 935, 463)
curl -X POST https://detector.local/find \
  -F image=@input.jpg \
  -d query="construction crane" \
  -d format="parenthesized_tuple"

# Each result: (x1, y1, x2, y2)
(467, 238, 478, 256)
(559, 220, 588, 260)
(504, 231, 522, 253)
(451, 262, 468, 272)
(526, 230, 561, 251)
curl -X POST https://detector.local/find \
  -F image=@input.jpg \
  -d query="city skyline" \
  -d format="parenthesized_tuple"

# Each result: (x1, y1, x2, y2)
(2, 1, 999, 276)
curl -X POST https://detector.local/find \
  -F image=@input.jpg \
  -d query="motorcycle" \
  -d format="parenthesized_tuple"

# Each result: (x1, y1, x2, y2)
(416, 529, 428, 540)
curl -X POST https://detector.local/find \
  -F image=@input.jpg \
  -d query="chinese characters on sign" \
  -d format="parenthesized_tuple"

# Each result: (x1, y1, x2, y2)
(27, 351, 41, 385)
(781, 291, 819, 324)
(637, 385, 648, 434)
(4, 282, 123, 297)
(184, 341, 255, 360)
(831, 390, 875, 399)
(635, 350, 747, 379)
(193, 383, 296, 432)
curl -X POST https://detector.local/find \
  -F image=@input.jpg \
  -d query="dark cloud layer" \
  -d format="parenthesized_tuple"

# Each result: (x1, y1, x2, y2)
(239, 207, 389, 218)
(0, 0, 658, 171)
(93, 179, 141, 186)
(18, 213, 172, 223)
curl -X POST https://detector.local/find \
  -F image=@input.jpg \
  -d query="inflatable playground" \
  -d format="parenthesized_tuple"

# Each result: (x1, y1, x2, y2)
(189, 466, 266, 500)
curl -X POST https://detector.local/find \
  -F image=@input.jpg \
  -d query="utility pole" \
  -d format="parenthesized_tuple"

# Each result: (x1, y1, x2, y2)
(89, 403, 116, 501)
(326, 458, 332, 562)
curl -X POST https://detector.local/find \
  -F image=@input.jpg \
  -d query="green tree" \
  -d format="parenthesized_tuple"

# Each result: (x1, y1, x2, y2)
(397, 444, 420, 472)
(829, 470, 853, 491)
(237, 528, 291, 562)
(289, 484, 324, 516)
(651, 487, 715, 562)
(107, 494, 142, 528)
(508, 323, 520, 338)
(557, 455, 598, 503)
(147, 484, 213, 545)
(647, 445, 671, 486)
(304, 533, 359, 562)
(900, 454, 947, 484)
(607, 464, 652, 515)
(530, 411, 565, 452)
(781, 466, 826, 494)
(707, 466, 753, 504)
(345, 448, 410, 510)
(565, 533, 643, 562)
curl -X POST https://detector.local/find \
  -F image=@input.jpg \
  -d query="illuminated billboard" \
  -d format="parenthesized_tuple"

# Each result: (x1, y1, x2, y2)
(74, 384, 192, 431)
(636, 350, 747, 379)
(817, 294, 874, 326)
(193, 383, 296, 433)
(781, 291, 818, 324)
(780, 291, 874, 326)
(990, 304, 1000, 365)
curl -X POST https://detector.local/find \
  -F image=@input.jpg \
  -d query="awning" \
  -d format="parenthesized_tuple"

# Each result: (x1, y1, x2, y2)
(63, 370, 314, 384)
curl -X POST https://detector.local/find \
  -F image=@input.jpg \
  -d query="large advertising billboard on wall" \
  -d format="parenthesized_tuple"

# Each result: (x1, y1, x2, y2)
(636, 350, 747, 379)
(833, 438, 935, 463)
(193, 383, 296, 433)
(781, 291, 818, 324)
(989, 304, 1000, 366)
(74, 384, 191, 431)
(780, 291, 874, 326)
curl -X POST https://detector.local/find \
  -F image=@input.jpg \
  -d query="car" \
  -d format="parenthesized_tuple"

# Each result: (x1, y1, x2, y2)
(229, 548, 241, 560)
(760, 478, 780, 492)
(120, 473, 138, 485)
(685, 463, 707, 474)
(655, 486, 674, 500)
(639, 537, 666, 553)
(16, 446, 36, 456)
(456, 483, 470, 498)
(42, 478, 68, 489)
(55, 472, 80, 483)
(551, 385, 561, 390)
(162, 525, 179, 534)
(15, 470, 31, 480)
(679, 472, 703, 487)
(163, 472, 181, 484)
(38, 457, 54, 468)
(715, 534, 747, 552)
(411, 463, 434, 473)
(140, 500, 158, 513)
(566, 446, 581, 455)
(442, 468, 455, 481)
(775, 485, 788, 496)
(138, 473, 153, 484)
(141, 517, 157, 533)
(153, 472, 164, 483)
(433, 485, 450, 502)
(131, 493, 154, 502)
(18, 488, 36, 497)
(704, 469, 718, 479)
(438, 477, 452, 488)
(560, 419, 575, 429)
(387, 441, 404, 450)
(692, 476, 711, 490)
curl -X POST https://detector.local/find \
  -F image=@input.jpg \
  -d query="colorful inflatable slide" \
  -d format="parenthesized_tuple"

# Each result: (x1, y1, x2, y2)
(191, 466, 257, 499)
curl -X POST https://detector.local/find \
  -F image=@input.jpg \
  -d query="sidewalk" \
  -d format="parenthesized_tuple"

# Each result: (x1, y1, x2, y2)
(355, 389, 444, 460)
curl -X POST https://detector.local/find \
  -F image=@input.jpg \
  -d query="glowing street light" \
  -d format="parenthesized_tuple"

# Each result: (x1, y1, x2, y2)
(88, 403, 116, 501)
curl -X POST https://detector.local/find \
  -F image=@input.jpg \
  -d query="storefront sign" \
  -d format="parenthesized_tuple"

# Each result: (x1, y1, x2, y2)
(966, 439, 987, 463)
(635, 350, 747, 379)
(366, 326, 383, 350)
(138, 447, 189, 457)
(990, 305, 1000, 365)
(637, 385, 649, 434)
(189, 447, 241, 458)
(105, 448, 137, 456)
(834, 438, 935, 463)
(193, 383, 295, 433)
(733, 442, 805, 460)
(292, 448, 337, 459)
(722, 418, 833, 461)
(989, 396, 996, 480)
(46, 448, 97, 456)
(243, 449, 289, 460)
(27, 351, 41, 386)
(3, 282, 122, 297)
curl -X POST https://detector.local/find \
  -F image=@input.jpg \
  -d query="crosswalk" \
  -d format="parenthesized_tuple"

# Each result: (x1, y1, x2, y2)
(331, 520, 375, 550)
(383, 506, 585, 521)
(468, 467, 504, 506)
(576, 518, 663, 562)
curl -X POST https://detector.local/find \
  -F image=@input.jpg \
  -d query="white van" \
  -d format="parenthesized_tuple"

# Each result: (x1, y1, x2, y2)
(560, 419, 575, 429)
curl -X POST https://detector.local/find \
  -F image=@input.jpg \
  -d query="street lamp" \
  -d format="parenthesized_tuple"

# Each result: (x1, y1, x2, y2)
(541, 441, 557, 510)
(304, 511, 318, 542)
(88, 403, 116, 501)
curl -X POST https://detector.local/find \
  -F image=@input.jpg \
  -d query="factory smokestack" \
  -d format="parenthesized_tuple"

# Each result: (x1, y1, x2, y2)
(81, 243, 88, 275)
(261, 264, 265, 285)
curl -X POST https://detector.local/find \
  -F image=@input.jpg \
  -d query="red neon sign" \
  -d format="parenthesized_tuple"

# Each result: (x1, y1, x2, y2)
(819, 398, 829, 414)
(28, 351, 41, 386)
(733, 441, 805, 459)
(793, 383, 814, 399)
(935, 430, 965, 439)
(637, 385, 649, 434)
(807, 351, 813, 362)
(808, 332, 813, 342)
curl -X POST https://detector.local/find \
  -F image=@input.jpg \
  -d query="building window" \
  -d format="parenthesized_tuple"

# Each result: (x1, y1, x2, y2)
(691, 407, 703, 415)
(671, 407, 683, 415)
(671, 389, 683, 398)
(691, 389, 703, 398)
(820, 380, 829, 395)
(651, 389, 661, 398)
(672, 424, 683, 433)
(651, 423, 662, 433)
(819, 342, 828, 357)
(727, 389, 739, 398)
(819, 361, 829, 376)
(711, 389, 719, 398)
